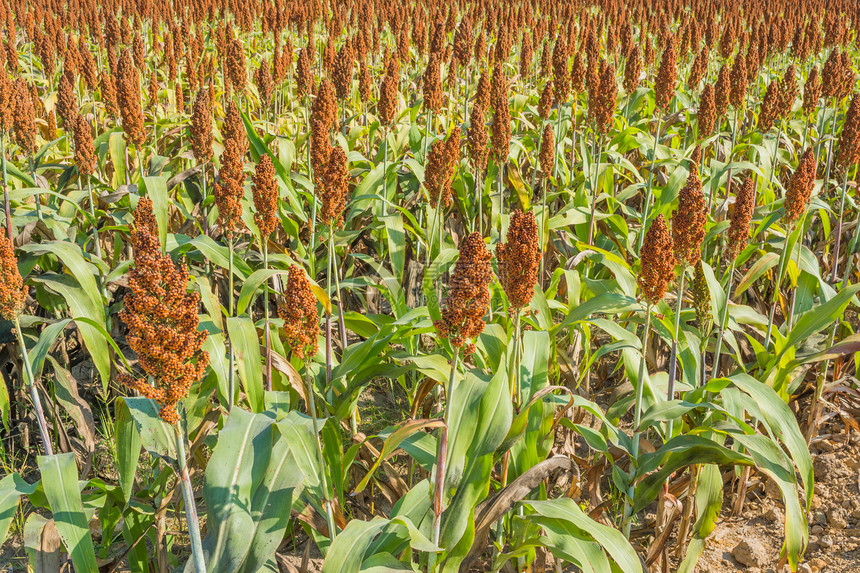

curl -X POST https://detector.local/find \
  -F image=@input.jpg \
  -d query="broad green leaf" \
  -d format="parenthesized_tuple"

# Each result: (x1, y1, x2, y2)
(123, 397, 178, 467)
(115, 398, 142, 504)
(37, 453, 98, 573)
(727, 374, 813, 507)
(141, 175, 170, 249)
(239, 425, 306, 573)
(237, 269, 290, 316)
(0, 473, 38, 545)
(30, 275, 110, 391)
(199, 407, 275, 572)
(27, 318, 72, 379)
(523, 498, 642, 573)
(322, 518, 389, 573)
(355, 419, 444, 493)
(226, 316, 265, 413)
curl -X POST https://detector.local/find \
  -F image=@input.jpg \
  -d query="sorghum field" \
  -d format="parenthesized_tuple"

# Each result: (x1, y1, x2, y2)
(2, 0, 860, 571)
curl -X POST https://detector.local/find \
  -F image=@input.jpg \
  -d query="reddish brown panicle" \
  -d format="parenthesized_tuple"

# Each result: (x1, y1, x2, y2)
(119, 198, 209, 423)
(318, 146, 350, 227)
(672, 163, 707, 266)
(0, 230, 25, 321)
(638, 213, 676, 305)
(278, 264, 319, 360)
(496, 209, 540, 309)
(434, 231, 493, 353)
(784, 148, 815, 223)
(252, 154, 279, 239)
(725, 176, 755, 261)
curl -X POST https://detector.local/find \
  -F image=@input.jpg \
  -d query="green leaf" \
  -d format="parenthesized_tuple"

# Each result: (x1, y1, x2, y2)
(677, 464, 722, 573)
(142, 175, 170, 249)
(115, 398, 142, 505)
(0, 473, 38, 545)
(733, 252, 779, 297)
(355, 419, 445, 493)
(634, 436, 752, 512)
(37, 453, 98, 573)
(554, 293, 639, 333)
(226, 316, 265, 413)
(239, 421, 306, 573)
(199, 407, 275, 572)
(30, 275, 110, 391)
(123, 397, 178, 467)
(726, 374, 813, 507)
(530, 516, 612, 573)
(322, 518, 389, 573)
(27, 318, 72, 379)
(109, 131, 127, 188)
(237, 269, 290, 316)
(731, 432, 807, 570)
(776, 283, 860, 363)
(523, 498, 642, 572)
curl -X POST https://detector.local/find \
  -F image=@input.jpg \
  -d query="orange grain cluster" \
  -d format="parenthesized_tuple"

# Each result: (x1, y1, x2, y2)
(120, 198, 209, 423)
(278, 264, 319, 360)
(252, 154, 278, 239)
(0, 230, 25, 321)
(672, 164, 707, 266)
(435, 231, 493, 353)
(496, 209, 540, 309)
(638, 214, 675, 305)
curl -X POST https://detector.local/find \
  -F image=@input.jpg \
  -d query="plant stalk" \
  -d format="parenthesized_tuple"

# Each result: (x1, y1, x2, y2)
(306, 360, 337, 539)
(623, 304, 652, 538)
(173, 422, 206, 573)
(666, 269, 687, 439)
(14, 317, 53, 456)
(638, 117, 663, 251)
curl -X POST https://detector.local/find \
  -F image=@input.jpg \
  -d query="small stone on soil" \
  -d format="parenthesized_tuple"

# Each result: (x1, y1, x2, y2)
(732, 539, 769, 567)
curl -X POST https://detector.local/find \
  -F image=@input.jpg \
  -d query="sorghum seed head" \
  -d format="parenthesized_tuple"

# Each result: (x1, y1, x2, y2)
(73, 114, 97, 177)
(654, 37, 678, 112)
(540, 123, 555, 177)
(638, 213, 676, 305)
(803, 66, 821, 117)
(252, 154, 278, 239)
(672, 163, 707, 266)
(434, 231, 493, 351)
(496, 209, 540, 309)
(318, 146, 350, 227)
(468, 103, 488, 173)
(0, 230, 25, 321)
(784, 148, 815, 223)
(120, 198, 209, 423)
(190, 87, 213, 163)
(278, 264, 318, 360)
(837, 93, 860, 169)
(726, 176, 755, 261)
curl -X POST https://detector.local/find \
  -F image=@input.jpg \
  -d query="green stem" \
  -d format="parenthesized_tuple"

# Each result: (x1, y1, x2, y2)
(666, 269, 686, 439)
(831, 169, 850, 283)
(587, 135, 602, 245)
(14, 317, 53, 456)
(712, 258, 736, 380)
(87, 177, 100, 259)
(174, 422, 206, 573)
(263, 241, 272, 391)
(227, 235, 235, 410)
(765, 221, 794, 348)
(432, 346, 460, 557)
(623, 304, 652, 538)
(31, 155, 42, 221)
(306, 360, 337, 538)
(638, 117, 663, 252)
(2, 134, 11, 239)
